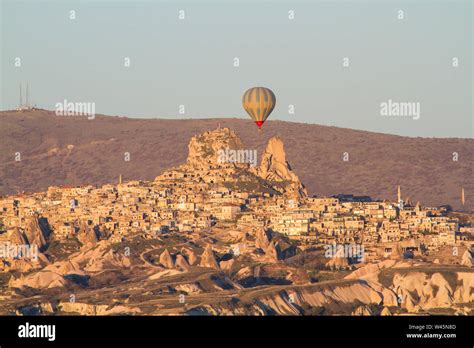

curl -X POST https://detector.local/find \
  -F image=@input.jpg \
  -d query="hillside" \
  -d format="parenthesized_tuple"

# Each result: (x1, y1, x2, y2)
(0, 108, 472, 209)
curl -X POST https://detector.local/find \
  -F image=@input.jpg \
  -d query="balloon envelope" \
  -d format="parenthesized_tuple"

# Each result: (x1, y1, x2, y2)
(242, 87, 276, 129)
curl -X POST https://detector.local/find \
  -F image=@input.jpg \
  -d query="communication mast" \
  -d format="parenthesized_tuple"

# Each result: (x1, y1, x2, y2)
(17, 82, 33, 110)
(19, 83, 23, 107)
(26, 83, 29, 107)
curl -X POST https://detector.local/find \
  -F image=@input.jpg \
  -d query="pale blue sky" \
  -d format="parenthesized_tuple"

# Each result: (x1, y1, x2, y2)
(1, 0, 472, 137)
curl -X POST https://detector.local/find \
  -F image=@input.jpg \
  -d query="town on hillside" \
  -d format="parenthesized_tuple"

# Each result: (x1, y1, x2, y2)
(0, 128, 472, 315)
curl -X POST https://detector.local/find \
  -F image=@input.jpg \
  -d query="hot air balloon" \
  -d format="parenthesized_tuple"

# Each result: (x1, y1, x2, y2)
(242, 87, 276, 130)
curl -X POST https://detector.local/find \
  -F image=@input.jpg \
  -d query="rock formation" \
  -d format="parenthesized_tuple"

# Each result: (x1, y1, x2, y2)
(155, 128, 306, 200)
(23, 216, 49, 250)
(185, 128, 245, 168)
(77, 221, 99, 245)
(461, 250, 473, 267)
(219, 259, 234, 271)
(9, 227, 28, 245)
(265, 241, 280, 262)
(255, 228, 271, 250)
(326, 246, 351, 270)
(159, 249, 175, 269)
(9, 270, 67, 289)
(199, 245, 220, 269)
(345, 260, 474, 313)
(175, 254, 190, 271)
(68, 241, 131, 272)
(254, 137, 307, 199)
(352, 305, 373, 316)
(182, 248, 198, 266)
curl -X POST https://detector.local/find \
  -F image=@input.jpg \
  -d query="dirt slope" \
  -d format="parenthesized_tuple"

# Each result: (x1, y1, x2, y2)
(0, 109, 472, 209)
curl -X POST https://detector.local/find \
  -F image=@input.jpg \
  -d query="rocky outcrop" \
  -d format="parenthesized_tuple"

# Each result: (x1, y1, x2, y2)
(192, 280, 384, 315)
(174, 283, 203, 294)
(148, 269, 183, 280)
(454, 272, 474, 303)
(345, 260, 474, 313)
(58, 302, 141, 315)
(9, 270, 67, 289)
(9, 228, 28, 245)
(70, 241, 131, 272)
(265, 241, 280, 262)
(155, 128, 307, 200)
(326, 257, 351, 270)
(8, 259, 85, 289)
(220, 259, 234, 271)
(23, 216, 49, 250)
(182, 248, 198, 266)
(77, 221, 99, 246)
(44, 260, 82, 275)
(159, 249, 175, 269)
(254, 137, 307, 199)
(345, 259, 396, 280)
(255, 228, 271, 250)
(326, 246, 352, 270)
(393, 272, 455, 311)
(199, 245, 220, 269)
(352, 305, 373, 316)
(461, 250, 473, 267)
(175, 254, 190, 271)
(185, 128, 244, 168)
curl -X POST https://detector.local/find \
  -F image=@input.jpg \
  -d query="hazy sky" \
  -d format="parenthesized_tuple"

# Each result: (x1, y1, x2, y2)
(1, 0, 472, 137)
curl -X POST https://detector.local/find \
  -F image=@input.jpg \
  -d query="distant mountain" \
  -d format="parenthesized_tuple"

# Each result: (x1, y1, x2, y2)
(0, 109, 472, 209)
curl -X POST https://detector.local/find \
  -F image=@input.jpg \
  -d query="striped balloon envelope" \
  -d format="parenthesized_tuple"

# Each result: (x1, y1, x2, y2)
(242, 87, 276, 130)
